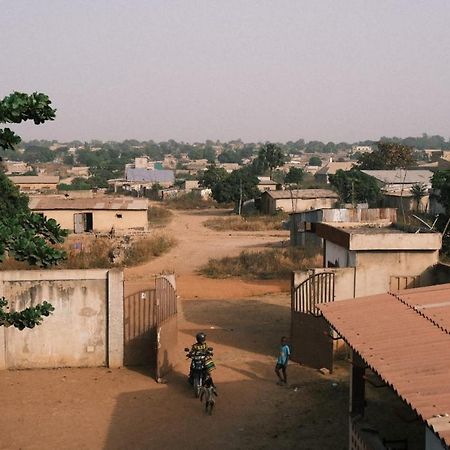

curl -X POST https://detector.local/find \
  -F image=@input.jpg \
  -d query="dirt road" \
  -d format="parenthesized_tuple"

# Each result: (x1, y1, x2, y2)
(1, 208, 349, 450)
(124, 208, 290, 298)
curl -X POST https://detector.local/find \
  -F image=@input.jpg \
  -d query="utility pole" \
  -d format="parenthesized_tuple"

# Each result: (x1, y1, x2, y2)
(238, 178, 243, 216)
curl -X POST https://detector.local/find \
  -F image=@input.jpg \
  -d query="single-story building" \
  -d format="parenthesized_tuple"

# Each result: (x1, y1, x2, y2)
(260, 189, 338, 215)
(382, 190, 430, 213)
(315, 161, 354, 184)
(257, 177, 279, 192)
(320, 283, 450, 450)
(3, 161, 32, 175)
(29, 197, 149, 233)
(289, 207, 397, 247)
(361, 169, 433, 192)
(108, 167, 175, 194)
(8, 175, 60, 192)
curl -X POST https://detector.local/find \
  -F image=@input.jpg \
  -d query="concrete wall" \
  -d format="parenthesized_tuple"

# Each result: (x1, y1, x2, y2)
(272, 197, 337, 214)
(324, 241, 355, 268)
(0, 269, 124, 370)
(38, 209, 148, 232)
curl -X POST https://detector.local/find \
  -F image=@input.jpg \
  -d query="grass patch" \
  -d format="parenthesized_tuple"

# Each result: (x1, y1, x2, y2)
(123, 233, 176, 266)
(204, 213, 288, 231)
(61, 238, 114, 269)
(200, 247, 321, 279)
(148, 206, 173, 227)
(165, 192, 219, 209)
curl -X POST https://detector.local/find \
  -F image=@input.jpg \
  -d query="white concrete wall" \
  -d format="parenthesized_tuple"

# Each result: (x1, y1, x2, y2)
(275, 197, 337, 214)
(38, 209, 148, 232)
(325, 241, 354, 268)
(0, 269, 124, 370)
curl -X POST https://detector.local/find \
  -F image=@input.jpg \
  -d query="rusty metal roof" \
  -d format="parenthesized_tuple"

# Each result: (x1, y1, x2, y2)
(319, 283, 450, 447)
(29, 197, 148, 211)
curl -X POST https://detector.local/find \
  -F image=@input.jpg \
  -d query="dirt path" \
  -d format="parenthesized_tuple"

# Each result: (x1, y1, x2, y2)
(124, 208, 290, 298)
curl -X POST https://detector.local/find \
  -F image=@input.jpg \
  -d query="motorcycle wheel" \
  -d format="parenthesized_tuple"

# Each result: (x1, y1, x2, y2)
(193, 374, 201, 398)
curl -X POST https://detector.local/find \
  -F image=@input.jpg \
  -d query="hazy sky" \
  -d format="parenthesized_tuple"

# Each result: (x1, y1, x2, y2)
(1, 0, 449, 143)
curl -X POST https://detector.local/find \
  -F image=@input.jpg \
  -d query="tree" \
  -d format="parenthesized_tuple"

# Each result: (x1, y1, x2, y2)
(432, 170, 450, 215)
(257, 143, 285, 177)
(329, 169, 381, 206)
(357, 142, 416, 170)
(0, 91, 67, 329)
(198, 166, 228, 190)
(308, 156, 322, 166)
(410, 183, 427, 212)
(284, 167, 304, 184)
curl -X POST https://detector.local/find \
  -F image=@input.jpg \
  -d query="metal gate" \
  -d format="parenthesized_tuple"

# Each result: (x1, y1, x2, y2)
(123, 275, 177, 381)
(291, 272, 335, 371)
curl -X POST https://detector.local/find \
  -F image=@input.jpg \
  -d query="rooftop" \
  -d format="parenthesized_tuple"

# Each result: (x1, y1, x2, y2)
(361, 169, 433, 185)
(9, 175, 60, 184)
(315, 222, 441, 250)
(125, 168, 175, 183)
(264, 189, 339, 200)
(29, 197, 148, 211)
(319, 283, 450, 447)
(316, 161, 354, 175)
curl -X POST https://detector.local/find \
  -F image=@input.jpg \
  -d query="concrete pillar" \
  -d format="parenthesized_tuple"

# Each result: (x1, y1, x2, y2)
(350, 351, 366, 417)
(107, 269, 124, 368)
(0, 327, 6, 370)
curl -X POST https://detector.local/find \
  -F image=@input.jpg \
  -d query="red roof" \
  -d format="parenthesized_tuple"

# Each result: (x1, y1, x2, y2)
(319, 283, 450, 446)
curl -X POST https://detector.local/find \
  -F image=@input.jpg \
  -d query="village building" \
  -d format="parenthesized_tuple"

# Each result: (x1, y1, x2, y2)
(291, 220, 442, 371)
(289, 207, 397, 247)
(217, 162, 240, 173)
(351, 145, 372, 154)
(320, 283, 450, 450)
(257, 176, 279, 192)
(29, 197, 149, 233)
(260, 189, 338, 215)
(3, 161, 32, 175)
(8, 175, 59, 193)
(108, 167, 175, 194)
(315, 161, 354, 184)
(361, 169, 433, 192)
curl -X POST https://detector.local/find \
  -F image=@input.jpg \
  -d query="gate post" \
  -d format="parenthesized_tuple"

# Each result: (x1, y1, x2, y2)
(107, 269, 124, 368)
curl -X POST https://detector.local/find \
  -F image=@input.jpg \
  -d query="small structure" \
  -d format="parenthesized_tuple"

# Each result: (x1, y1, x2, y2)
(29, 197, 149, 233)
(257, 176, 278, 192)
(320, 283, 450, 450)
(3, 161, 31, 175)
(361, 169, 433, 192)
(289, 207, 397, 247)
(291, 221, 442, 371)
(108, 167, 175, 194)
(260, 189, 338, 215)
(315, 161, 354, 184)
(8, 175, 59, 192)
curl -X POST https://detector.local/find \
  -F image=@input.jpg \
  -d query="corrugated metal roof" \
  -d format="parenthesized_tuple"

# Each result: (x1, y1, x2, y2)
(316, 162, 354, 175)
(264, 189, 339, 200)
(361, 170, 433, 185)
(126, 168, 174, 183)
(319, 283, 450, 447)
(29, 197, 148, 211)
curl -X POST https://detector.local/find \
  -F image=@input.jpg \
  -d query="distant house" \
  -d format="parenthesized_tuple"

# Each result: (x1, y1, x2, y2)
(29, 197, 149, 233)
(260, 189, 338, 215)
(3, 161, 31, 175)
(8, 175, 59, 193)
(320, 283, 450, 450)
(217, 163, 240, 173)
(315, 161, 354, 184)
(108, 167, 175, 194)
(257, 177, 278, 192)
(361, 169, 433, 192)
(351, 145, 372, 154)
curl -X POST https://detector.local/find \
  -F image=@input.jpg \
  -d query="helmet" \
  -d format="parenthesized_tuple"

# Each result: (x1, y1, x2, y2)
(196, 332, 206, 344)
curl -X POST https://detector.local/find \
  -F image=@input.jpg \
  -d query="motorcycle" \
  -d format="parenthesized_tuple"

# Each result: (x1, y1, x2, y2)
(184, 346, 214, 398)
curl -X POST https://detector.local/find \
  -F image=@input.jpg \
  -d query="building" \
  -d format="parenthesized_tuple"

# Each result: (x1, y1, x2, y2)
(3, 161, 31, 175)
(260, 189, 338, 215)
(29, 197, 149, 233)
(8, 175, 59, 193)
(108, 167, 175, 194)
(351, 145, 372, 154)
(361, 169, 433, 192)
(315, 161, 354, 184)
(320, 283, 450, 450)
(289, 207, 397, 247)
(257, 177, 279, 192)
(291, 221, 442, 371)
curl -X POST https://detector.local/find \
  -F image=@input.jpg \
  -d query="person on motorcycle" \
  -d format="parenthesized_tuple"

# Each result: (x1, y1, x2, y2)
(188, 332, 216, 386)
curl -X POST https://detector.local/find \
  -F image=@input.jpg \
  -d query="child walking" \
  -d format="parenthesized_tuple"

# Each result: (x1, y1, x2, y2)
(275, 336, 290, 385)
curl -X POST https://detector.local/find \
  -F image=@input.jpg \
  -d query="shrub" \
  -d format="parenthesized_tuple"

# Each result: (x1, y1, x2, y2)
(200, 247, 321, 280)
(123, 233, 176, 266)
(148, 206, 173, 227)
(204, 212, 288, 231)
(165, 192, 218, 209)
